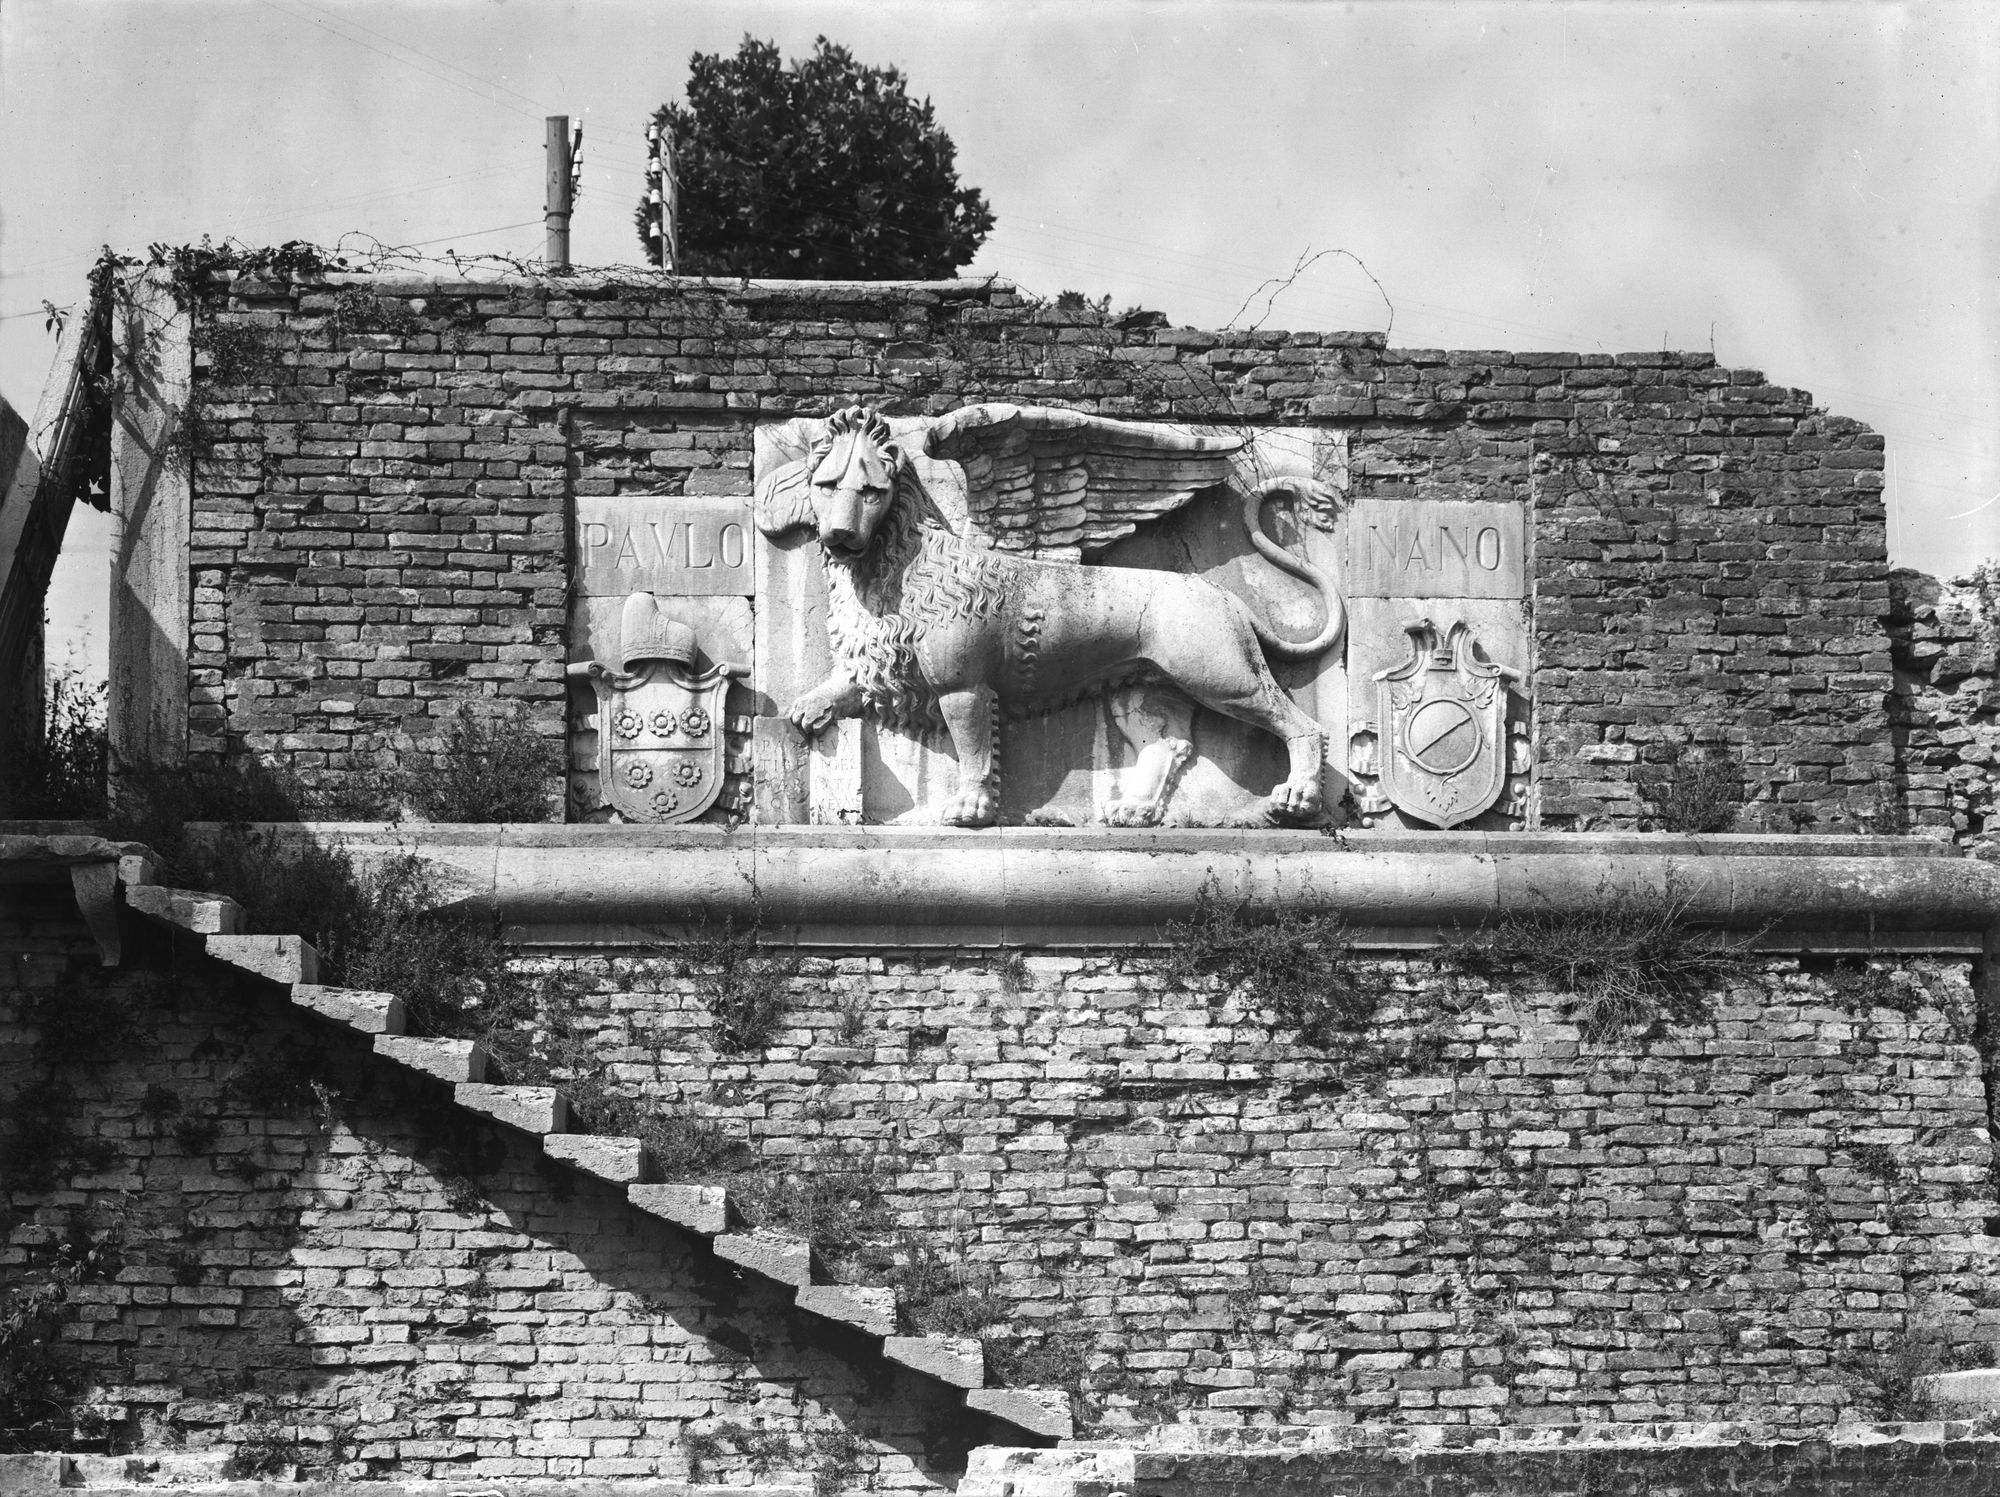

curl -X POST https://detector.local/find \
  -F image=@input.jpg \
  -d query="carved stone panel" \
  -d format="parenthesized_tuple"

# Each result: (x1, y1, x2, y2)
(563, 405, 1541, 832)
(567, 495, 755, 824)
(749, 406, 1353, 828)
(1339, 498, 1532, 829)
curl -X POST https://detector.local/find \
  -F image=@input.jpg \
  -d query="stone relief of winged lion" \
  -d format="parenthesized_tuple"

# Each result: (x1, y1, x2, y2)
(754, 403, 1345, 828)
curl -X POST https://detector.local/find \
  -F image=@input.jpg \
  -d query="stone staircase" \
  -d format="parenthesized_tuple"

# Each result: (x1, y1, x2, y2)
(121, 878, 1073, 1444)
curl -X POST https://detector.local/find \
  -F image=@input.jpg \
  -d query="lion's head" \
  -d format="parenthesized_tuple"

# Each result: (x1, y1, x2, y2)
(756, 405, 911, 556)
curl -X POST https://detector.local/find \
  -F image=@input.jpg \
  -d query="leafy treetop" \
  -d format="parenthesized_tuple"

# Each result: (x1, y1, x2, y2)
(639, 35, 994, 280)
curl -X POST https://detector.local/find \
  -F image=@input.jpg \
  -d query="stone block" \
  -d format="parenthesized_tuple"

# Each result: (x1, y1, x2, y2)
(884, 1334, 984, 1389)
(1920, 1367, 2000, 1413)
(714, 1232, 813, 1286)
(543, 1133, 649, 1184)
(124, 884, 245, 935)
(376, 1035, 488, 1084)
(629, 1183, 728, 1236)
(0, 1455, 74, 1494)
(454, 1083, 567, 1136)
(965, 1386, 1075, 1439)
(204, 933, 318, 986)
(796, 1283, 897, 1337)
(292, 985, 404, 1034)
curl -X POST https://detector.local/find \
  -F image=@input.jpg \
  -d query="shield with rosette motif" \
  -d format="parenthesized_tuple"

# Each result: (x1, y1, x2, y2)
(591, 661, 736, 824)
(1374, 618, 1517, 829)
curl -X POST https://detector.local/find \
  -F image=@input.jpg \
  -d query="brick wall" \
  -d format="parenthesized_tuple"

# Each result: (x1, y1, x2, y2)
(8, 891, 1996, 1479)
(0, 892, 992, 1488)
(169, 271, 1891, 826)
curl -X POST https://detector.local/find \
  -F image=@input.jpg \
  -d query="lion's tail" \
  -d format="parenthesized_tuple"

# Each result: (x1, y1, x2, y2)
(1242, 477, 1346, 661)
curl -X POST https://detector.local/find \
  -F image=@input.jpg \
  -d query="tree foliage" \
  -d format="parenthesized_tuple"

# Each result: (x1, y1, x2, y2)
(639, 35, 994, 280)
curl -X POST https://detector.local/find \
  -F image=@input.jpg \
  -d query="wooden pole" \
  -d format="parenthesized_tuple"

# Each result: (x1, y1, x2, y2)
(545, 115, 572, 268)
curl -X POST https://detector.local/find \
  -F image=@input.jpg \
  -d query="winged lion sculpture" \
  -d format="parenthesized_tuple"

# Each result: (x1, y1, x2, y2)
(754, 404, 1345, 827)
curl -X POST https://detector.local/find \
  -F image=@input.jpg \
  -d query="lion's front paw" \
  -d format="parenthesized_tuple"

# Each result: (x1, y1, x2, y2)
(1265, 779, 1323, 827)
(941, 785, 998, 828)
(788, 691, 841, 737)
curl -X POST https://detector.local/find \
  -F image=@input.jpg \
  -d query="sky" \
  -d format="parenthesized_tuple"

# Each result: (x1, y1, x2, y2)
(3, 0, 1995, 680)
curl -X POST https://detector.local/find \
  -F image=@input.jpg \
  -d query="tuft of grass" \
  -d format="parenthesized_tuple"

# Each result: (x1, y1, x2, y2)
(1635, 741, 1743, 834)
(1446, 882, 1753, 1041)
(883, 1237, 1005, 1336)
(732, 1157, 895, 1259)
(219, 1428, 303, 1481)
(665, 910, 802, 1054)
(393, 700, 558, 823)
(1160, 884, 1379, 1048)
(983, 1331, 1092, 1391)
(1866, 1320, 1948, 1422)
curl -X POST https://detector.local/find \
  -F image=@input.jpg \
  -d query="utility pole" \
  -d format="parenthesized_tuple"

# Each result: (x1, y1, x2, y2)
(645, 122, 679, 272)
(545, 115, 574, 267)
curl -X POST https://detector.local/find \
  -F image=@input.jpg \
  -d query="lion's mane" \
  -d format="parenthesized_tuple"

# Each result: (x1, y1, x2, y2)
(824, 477, 1010, 733)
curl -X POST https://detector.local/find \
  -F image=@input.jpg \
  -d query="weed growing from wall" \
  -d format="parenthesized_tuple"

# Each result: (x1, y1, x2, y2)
(665, 910, 802, 1053)
(882, 1236, 1005, 1336)
(1635, 741, 1744, 834)
(732, 1154, 896, 1260)
(1446, 883, 1754, 1041)
(1160, 885, 1380, 1048)
(0, 1221, 118, 1453)
(393, 700, 560, 823)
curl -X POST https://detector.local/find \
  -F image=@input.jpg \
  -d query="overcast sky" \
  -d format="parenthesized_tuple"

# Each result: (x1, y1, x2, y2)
(4, 0, 1994, 678)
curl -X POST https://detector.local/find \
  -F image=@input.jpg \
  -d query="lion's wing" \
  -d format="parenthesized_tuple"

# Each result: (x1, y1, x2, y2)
(923, 404, 1246, 560)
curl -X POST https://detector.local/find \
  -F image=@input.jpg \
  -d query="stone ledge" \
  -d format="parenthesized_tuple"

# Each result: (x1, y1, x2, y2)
(193, 826, 2000, 951)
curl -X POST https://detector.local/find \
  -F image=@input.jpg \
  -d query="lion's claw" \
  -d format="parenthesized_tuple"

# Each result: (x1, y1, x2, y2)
(941, 786, 998, 827)
(1265, 780, 1322, 827)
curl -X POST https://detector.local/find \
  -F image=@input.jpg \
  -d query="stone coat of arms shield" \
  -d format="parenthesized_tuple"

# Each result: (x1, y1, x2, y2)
(1374, 618, 1517, 829)
(571, 593, 745, 825)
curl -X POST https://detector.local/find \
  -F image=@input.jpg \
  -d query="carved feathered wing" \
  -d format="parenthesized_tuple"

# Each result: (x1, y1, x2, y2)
(922, 404, 1247, 561)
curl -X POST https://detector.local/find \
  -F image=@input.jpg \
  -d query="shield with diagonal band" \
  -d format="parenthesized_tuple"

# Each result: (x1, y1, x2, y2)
(1375, 618, 1517, 829)
(578, 593, 744, 825)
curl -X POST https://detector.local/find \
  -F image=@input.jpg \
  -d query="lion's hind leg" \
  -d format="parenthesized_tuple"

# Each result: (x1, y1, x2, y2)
(1147, 591, 1328, 827)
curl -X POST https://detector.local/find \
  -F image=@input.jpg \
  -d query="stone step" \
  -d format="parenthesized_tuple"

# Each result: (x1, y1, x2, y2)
(292, 984, 404, 1034)
(795, 1283, 897, 1337)
(204, 932, 318, 985)
(884, 1334, 984, 1389)
(454, 1082, 568, 1136)
(714, 1231, 813, 1286)
(965, 1386, 1074, 1440)
(125, 884, 245, 935)
(544, 1132, 650, 1184)
(375, 1034, 488, 1084)
(629, 1182, 728, 1235)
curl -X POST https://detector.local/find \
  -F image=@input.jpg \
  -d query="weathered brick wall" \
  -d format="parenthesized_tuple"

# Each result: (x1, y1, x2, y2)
(0, 894, 991, 1488)
(10, 885, 1997, 1481)
(550, 946, 1997, 1435)
(1889, 568, 2000, 853)
(170, 271, 1891, 826)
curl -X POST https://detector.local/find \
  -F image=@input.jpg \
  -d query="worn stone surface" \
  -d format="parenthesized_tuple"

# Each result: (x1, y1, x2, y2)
(1887, 568, 2000, 850)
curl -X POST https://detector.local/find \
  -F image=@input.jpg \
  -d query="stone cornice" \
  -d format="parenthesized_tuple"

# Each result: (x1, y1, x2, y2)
(215, 826, 2000, 952)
